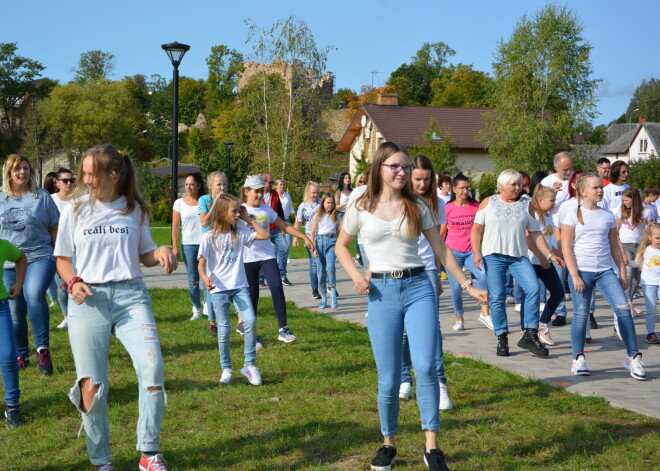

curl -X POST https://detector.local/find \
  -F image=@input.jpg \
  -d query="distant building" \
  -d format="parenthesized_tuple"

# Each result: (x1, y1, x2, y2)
(603, 116, 659, 163)
(237, 59, 333, 100)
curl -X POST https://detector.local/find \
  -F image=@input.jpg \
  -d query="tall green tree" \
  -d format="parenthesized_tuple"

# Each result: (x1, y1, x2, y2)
(616, 78, 660, 124)
(480, 5, 600, 172)
(430, 64, 493, 107)
(205, 45, 244, 117)
(409, 119, 458, 174)
(0, 43, 45, 135)
(386, 42, 455, 105)
(73, 50, 116, 84)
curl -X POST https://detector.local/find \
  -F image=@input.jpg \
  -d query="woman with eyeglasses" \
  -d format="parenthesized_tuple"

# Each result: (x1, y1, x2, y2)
(336, 141, 487, 471)
(602, 160, 630, 215)
(49, 168, 77, 329)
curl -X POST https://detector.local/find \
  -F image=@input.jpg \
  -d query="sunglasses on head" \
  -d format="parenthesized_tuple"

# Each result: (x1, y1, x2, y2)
(59, 178, 76, 184)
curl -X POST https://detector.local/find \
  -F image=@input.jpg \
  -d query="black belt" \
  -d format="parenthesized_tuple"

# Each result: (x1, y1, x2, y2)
(370, 266, 426, 279)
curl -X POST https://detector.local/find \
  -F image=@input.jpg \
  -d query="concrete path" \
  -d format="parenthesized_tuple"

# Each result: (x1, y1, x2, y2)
(143, 258, 660, 419)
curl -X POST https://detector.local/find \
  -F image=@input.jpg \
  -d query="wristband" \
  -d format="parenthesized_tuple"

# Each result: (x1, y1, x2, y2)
(460, 279, 472, 290)
(67, 276, 85, 294)
(545, 252, 554, 261)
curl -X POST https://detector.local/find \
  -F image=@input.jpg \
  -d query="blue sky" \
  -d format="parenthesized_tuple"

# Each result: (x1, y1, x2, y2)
(4, 0, 658, 125)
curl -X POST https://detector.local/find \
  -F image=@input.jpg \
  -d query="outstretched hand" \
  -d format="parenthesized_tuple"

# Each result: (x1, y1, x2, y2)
(158, 246, 178, 274)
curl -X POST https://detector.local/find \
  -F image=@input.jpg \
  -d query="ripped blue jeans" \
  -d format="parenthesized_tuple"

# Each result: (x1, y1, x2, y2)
(67, 279, 165, 466)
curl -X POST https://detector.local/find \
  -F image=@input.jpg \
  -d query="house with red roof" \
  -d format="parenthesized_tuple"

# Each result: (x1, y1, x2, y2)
(336, 94, 495, 177)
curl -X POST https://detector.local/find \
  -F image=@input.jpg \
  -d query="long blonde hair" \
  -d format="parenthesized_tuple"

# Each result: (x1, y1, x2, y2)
(635, 223, 660, 266)
(357, 141, 423, 238)
(303, 181, 320, 203)
(530, 184, 556, 226)
(209, 194, 240, 250)
(2, 154, 38, 198)
(574, 172, 600, 225)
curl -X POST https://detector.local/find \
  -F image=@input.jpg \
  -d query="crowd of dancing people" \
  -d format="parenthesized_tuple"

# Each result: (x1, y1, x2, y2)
(0, 142, 658, 471)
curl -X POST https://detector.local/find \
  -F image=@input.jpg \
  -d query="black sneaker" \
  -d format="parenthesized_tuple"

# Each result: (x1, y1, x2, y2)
(424, 448, 449, 471)
(517, 329, 549, 356)
(496, 333, 509, 356)
(370, 445, 396, 471)
(312, 289, 322, 300)
(551, 316, 567, 327)
(17, 356, 29, 370)
(236, 321, 245, 336)
(208, 324, 218, 337)
(5, 407, 20, 428)
(281, 277, 293, 286)
(589, 313, 599, 329)
(37, 348, 53, 375)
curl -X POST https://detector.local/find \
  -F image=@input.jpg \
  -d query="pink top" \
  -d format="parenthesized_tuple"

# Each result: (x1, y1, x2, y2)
(445, 201, 479, 253)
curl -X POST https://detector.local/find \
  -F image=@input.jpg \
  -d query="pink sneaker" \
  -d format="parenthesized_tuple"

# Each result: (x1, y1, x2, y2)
(139, 454, 168, 471)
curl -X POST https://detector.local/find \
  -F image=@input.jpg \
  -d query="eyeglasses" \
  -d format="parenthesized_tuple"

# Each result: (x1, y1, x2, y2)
(358, 180, 365, 184)
(621, 170, 630, 174)
(381, 163, 413, 174)
(59, 178, 76, 184)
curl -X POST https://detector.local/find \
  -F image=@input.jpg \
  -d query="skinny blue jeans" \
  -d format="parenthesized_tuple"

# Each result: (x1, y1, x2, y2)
(642, 284, 658, 335)
(0, 299, 19, 406)
(568, 269, 639, 358)
(306, 246, 318, 291)
(401, 269, 445, 384)
(315, 235, 337, 291)
(483, 254, 540, 336)
(270, 229, 289, 278)
(67, 279, 165, 466)
(181, 244, 202, 310)
(4, 256, 56, 357)
(47, 278, 58, 304)
(446, 250, 487, 315)
(367, 271, 440, 437)
(211, 287, 256, 370)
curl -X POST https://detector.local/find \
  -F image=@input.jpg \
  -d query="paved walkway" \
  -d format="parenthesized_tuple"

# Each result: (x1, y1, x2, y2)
(143, 258, 660, 419)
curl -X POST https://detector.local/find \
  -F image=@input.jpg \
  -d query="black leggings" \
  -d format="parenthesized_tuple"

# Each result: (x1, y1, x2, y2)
(244, 258, 288, 329)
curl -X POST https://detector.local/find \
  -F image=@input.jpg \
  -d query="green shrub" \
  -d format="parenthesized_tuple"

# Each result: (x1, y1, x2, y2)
(475, 171, 498, 200)
(152, 197, 172, 224)
(629, 152, 660, 189)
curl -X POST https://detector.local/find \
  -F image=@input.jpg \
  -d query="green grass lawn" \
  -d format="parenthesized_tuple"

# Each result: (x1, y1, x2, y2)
(151, 227, 357, 260)
(3, 290, 659, 470)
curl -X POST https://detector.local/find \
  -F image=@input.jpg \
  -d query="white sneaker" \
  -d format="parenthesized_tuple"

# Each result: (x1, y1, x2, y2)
(219, 369, 232, 384)
(399, 382, 412, 400)
(202, 302, 208, 316)
(613, 324, 623, 341)
(478, 314, 494, 330)
(514, 303, 521, 313)
(452, 320, 465, 331)
(56, 318, 68, 330)
(571, 354, 590, 376)
(255, 341, 264, 351)
(439, 382, 453, 411)
(538, 324, 554, 346)
(240, 365, 262, 385)
(190, 306, 203, 321)
(539, 302, 546, 313)
(623, 353, 646, 381)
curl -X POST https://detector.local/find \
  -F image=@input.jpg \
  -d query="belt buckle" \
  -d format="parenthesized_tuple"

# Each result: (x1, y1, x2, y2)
(390, 270, 404, 279)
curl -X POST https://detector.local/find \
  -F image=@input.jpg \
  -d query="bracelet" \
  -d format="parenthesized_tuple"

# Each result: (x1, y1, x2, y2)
(460, 279, 472, 290)
(545, 252, 554, 261)
(67, 276, 85, 294)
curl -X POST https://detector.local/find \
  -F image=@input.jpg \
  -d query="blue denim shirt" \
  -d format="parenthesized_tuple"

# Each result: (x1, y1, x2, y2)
(0, 188, 59, 267)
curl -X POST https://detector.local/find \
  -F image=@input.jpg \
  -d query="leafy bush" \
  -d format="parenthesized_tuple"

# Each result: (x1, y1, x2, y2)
(629, 152, 660, 189)
(152, 197, 172, 224)
(475, 171, 498, 200)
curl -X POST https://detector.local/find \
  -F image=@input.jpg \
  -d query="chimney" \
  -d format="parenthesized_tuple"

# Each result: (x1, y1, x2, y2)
(639, 115, 646, 123)
(377, 93, 398, 106)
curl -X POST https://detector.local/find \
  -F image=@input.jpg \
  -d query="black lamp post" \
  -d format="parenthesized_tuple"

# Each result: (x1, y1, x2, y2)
(224, 142, 234, 192)
(161, 41, 190, 208)
(37, 152, 45, 187)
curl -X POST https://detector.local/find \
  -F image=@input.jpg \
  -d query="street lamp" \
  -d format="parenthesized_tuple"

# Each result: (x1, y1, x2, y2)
(628, 107, 639, 162)
(37, 152, 45, 187)
(224, 142, 234, 191)
(161, 41, 190, 208)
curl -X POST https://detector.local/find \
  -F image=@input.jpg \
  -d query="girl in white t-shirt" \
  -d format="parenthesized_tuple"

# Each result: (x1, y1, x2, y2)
(54, 145, 177, 471)
(616, 187, 654, 311)
(309, 193, 339, 309)
(335, 142, 488, 471)
(172, 173, 205, 321)
(561, 172, 645, 381)
(602, 160, 630, 215)
(635, 224, 660, 344)
(198, 195, 270, 386)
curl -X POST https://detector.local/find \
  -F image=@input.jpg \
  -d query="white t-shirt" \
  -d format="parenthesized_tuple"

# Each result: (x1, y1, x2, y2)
(562, 206, 617, 272)
(436, 189, 451, 204)
(541, 173, 571, 226)
(418, 198, 447, 271)
(615, 206, 652, 244)
(197, 227, 256, 292)
(54, 195, 157, 283)
(315, 213, 338, 236)
(279, 192, 295, 219)
(528, 212, 556, 265)
(50, 193, 71, 214)
(603, 183, 630, 216)
(240, 204, 278, 262)
(348, 185, 367, 204)
(640, 246, 660, 286)
(342, 199, 436, 272)
(557, 198, 578, 227)
(474, 195, 540, 258)
(173, 198, 203, 245)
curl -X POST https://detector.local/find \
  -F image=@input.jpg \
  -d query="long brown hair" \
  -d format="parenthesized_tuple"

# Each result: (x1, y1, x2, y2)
(74, 144, 150, 221)
(209, 194, 240, 249)
(620, 187, 644, 226)
(410, 154, 438, 217)
(574, 172, 600, 225)
(314, 192, 338, 223)
(356, 141, 423, 238)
